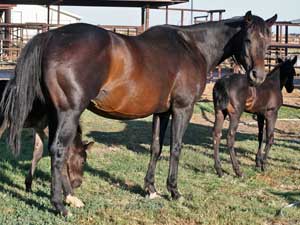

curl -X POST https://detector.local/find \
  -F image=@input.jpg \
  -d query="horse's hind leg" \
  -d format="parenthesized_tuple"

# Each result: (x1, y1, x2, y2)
(25, 128, 46, 192)
(144, 112, 170, 198)
(48, 110, 81, 216)
(261, 111, 277, 171)
(167, 104, 194, 199)
(227, 112, 243, 177)
(213, 109, 227, 177)
(255, 114, 265, 168)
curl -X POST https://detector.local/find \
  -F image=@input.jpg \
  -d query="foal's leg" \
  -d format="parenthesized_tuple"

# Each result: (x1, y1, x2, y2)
(48, 110, 81, 216)
(144, 112, 170, 198)
(25, 129, 46, 192)
(227, 112, 243, 177)
(213, 109, 227, 177)
(261, 111, 277, 171)
(167, 104, 194, 199)
(255, 114, 265, 168)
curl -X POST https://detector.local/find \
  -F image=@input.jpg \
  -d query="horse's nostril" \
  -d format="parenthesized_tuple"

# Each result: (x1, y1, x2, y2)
(252, 70, 257, 79)
(71, 179, 82, 189)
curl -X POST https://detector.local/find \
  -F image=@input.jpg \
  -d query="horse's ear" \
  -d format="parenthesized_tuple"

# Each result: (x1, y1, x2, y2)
(84, 141, 95, 151)
(291, 56, 297, 65)
(277, 58, 283, 63)
(265, 14, 277, 27)
(244, 11, 253, 25)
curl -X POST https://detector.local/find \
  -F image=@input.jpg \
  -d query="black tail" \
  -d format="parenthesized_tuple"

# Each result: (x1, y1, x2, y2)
(0, 32, 52, 155)
(213, 79, 229, 111)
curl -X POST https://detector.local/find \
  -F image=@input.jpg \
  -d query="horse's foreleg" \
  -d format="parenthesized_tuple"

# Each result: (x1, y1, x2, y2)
(213, 109, 227, 177)
(0, 115, 7, 138)
(255, 114, 265, 168)
(144, 112, 170, 198)
(261, 111, 277, 171)
(48, 110, 80, 216)
(61, 160, 84, 208)
(25, 129, 46, 192)
(227, 112, 243, 177)
(167, 104, 193, 200)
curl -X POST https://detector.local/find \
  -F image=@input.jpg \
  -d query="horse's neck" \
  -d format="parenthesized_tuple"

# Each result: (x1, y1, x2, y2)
(182, 22, 242, 72)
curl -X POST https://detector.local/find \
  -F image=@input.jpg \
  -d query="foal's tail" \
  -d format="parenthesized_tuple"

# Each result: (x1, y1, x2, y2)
(213, 79, 229, 111)
(0, 32, 52, 155)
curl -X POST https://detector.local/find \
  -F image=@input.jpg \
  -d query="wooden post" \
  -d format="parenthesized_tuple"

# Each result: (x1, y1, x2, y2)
(190, 0, 193, 24)
(285, 25, 288, 56)
(181, 10, 184, 25)
(57, 5, 60, 25)
(4, 9, 11, 59)
(47, 5, 50, 30)
(279, 25, 282, 43)
(275, 25, 279, 58)
(141, 7, 145, 31)
(165, 5, 168, 24)
(145, 7, 150, 30)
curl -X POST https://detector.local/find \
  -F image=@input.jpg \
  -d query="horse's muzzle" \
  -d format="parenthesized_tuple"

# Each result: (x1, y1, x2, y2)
(71, 179, 82, 189)
(248, 70, 265, 86)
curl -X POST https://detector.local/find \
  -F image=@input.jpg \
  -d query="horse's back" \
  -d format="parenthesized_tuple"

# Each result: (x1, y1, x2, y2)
(42, 23, 206, 118)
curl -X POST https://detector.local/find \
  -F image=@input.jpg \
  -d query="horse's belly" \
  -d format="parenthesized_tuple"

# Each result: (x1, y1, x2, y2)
(88, 86, 168, 120)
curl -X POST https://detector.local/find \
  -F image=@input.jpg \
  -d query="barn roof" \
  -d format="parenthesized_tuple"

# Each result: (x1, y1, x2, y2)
(0, 0, 188, 8)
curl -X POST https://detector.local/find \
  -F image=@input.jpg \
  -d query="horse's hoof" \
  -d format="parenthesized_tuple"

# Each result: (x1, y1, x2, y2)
(148, 192, 161, 199)
(64, 210, 72, 217)
(65, 195, 85, 208)
(60, 208, 69, 217)
(236, 171, 244, 178)
(214, 165, 224, 177)
(171, 190, 181, 200)
(216, 169, 224, 177)
(261, 161, 268, 172)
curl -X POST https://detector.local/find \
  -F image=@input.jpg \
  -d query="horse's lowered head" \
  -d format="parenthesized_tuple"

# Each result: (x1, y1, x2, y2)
(66, 135, 94, 189)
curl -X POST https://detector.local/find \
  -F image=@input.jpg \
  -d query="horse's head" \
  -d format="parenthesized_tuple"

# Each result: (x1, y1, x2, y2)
(278, 56, 297, 93)
(66, 137, 94, 189)
(234, 11, 277, 86)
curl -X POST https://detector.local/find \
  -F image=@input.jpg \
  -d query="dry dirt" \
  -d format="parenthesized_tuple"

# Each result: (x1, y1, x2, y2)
(201, 82, 300, 108)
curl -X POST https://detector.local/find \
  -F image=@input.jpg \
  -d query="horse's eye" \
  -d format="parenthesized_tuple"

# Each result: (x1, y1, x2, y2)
(245, 39, 251, 43)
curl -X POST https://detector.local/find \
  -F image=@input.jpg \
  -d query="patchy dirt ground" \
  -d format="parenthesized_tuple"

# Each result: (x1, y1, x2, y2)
(190, 112, 300, 142)
(201, 83, 300, 108)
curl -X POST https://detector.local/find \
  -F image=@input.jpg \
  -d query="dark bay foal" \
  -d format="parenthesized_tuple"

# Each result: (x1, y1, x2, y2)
(212, 56, 297, 177)
(0, 80, 94, 207)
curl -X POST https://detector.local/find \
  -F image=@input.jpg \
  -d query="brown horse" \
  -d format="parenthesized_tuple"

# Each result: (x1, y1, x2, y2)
(0, 80, 93, 207)
(212, 56, 297, 177)
(1, 11, 276, 215)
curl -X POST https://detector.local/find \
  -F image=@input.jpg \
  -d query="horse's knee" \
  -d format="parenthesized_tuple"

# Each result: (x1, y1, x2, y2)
(171, 144, 181, 161)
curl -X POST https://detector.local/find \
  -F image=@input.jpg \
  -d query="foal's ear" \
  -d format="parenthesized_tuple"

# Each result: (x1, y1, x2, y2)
(291, 56, 297, 65)
(244, 11, 253, 25)
(265, 14, 277, 27)
(277, 58, 283, 63)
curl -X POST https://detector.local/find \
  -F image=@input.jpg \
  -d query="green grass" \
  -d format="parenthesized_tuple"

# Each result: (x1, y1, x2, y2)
(0, 108, 300, 225)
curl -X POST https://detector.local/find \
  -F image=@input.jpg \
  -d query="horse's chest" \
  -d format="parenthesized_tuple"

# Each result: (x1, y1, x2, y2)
(245, 87, 257, 112)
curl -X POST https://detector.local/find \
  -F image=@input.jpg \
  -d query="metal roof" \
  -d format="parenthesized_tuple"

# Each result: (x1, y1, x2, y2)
(0, 0, 188, 8)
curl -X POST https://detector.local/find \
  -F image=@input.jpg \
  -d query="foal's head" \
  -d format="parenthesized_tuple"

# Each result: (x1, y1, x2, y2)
(233, 11, 277, 86)
(66, 131, 94, 189)
(278, 56, 297, 93)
